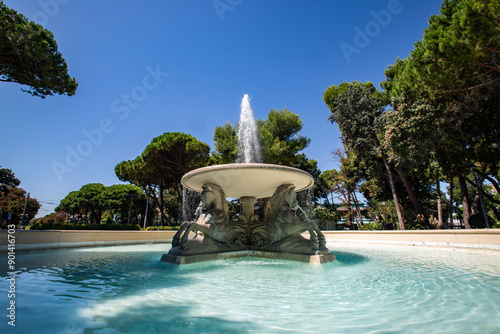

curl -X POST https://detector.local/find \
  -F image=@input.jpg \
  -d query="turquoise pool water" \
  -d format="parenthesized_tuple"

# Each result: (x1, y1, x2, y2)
(1, 243, 499, 333)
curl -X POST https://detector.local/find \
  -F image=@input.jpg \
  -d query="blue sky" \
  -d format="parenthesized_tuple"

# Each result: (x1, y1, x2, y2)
(1, 0, 442, 217)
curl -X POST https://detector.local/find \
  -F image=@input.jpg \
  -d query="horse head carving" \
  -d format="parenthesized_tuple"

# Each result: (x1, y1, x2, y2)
(200, 183, 229, 224)
(266, 184, 300, 223)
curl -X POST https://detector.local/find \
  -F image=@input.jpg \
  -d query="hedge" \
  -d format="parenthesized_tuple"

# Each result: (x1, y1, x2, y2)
(30, 221, 141, 230)
(145, 226, 179, 231)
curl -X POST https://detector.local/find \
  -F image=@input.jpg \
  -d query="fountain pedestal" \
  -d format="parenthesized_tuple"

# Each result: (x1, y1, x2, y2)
(240, 196, 257, 237)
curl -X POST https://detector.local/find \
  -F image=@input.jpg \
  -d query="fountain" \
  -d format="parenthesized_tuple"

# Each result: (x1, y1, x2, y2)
(162, 95, 335, 264)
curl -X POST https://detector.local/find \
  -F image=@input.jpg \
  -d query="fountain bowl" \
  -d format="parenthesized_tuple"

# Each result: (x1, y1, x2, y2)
(181, 163, 314, 199)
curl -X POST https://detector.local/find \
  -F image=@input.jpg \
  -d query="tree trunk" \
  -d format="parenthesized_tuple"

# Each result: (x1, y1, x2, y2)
(491, 206, 500, 222)
(347, 193, 353, 226)
(474, 169, 500, 195)
(149, 185, 169, 226)
(382, 153, 405, 230)
(159, 182, 165, 226)
(436, 180, 444, 229)
(448, 176, 454, 229)
(352, 192, 363, 226)
(396, 165, 429, 222)
(89, 206, 101, 224)
(458, 173, 472, 229)
(472, 172, 490, 228)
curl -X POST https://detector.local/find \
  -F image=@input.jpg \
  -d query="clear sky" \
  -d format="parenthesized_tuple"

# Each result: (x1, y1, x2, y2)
(1, 0, 442, 217)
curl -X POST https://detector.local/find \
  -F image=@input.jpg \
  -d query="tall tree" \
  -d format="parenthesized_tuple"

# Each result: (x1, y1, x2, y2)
(0, 166, 39, 225)
(115, 157, 170, 224)
(116, 132, 210, 225)
(382, 0, 500, 228)
(381, 96, 448, 225)
(102, 184, 147, 224)
(77, 183, 106, 224)
(324, 82, 406, 229)
(57, 184, 149, 225)
(57, 191, 81, 218)
(0, 187, 39, 226)
(0, 1, 77, 97)
(332, 147, 364, 225)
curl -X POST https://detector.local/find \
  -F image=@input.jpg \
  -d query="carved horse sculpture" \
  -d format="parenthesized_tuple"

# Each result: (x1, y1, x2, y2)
(258, 184, 328, 255)
(171, 183, 246, 254)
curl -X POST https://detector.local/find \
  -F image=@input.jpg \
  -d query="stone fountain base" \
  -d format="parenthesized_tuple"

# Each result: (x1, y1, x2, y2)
(167, 165, 337, 266)
(161, 250, 336, 265)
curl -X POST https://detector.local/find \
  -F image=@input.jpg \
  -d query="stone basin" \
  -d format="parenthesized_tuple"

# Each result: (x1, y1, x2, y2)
(181, 163, 314, 198)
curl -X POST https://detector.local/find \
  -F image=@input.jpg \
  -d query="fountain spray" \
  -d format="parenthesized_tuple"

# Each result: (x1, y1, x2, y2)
(237, 94, 262, 163)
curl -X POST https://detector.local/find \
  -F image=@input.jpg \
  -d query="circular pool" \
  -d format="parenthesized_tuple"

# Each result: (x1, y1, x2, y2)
(1, 243, 499, 333)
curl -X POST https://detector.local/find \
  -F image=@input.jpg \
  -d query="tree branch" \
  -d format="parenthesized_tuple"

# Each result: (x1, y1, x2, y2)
(463, 175, 500, 205)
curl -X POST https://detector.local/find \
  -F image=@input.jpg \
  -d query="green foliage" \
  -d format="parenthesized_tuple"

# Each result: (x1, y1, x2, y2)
(378, 0, 500, 229)
(383, 0, 499, 98)
(367, 201, 400, 229)
(0, 181, 40, 226)
(56, 191, 80, 214)
(141, 132, 210, 184)
(0, 1, 77, 97)
(358, 222, 383, 230)
(383, 97, 447, 181)
(319, 148, 365, 216)
(213, 109, 325, 202)
(410, 0, 499, 95)
(323, 2, 500, 230)
(212, 108, 312, 167)
(30, 221, 141, 230)
(102, 184, 146, 223)
(56, 183, 149, 225)
(227, 199, 241, 222)
(406, 214, 439, 230)
(145, 226, 179, 231)
(324, 81, 388, 108)
(324, 82, 409, 228)
(324, 83, 385, 154)
(57, 183, 106, 224)
(212, 122, 238, 164)
(311, 205, 340, 229)
(257, 108, 311, 165)
(32, 211, 69, 225)
(116, 132, 210, 225)
(0, 166, 20, 193)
